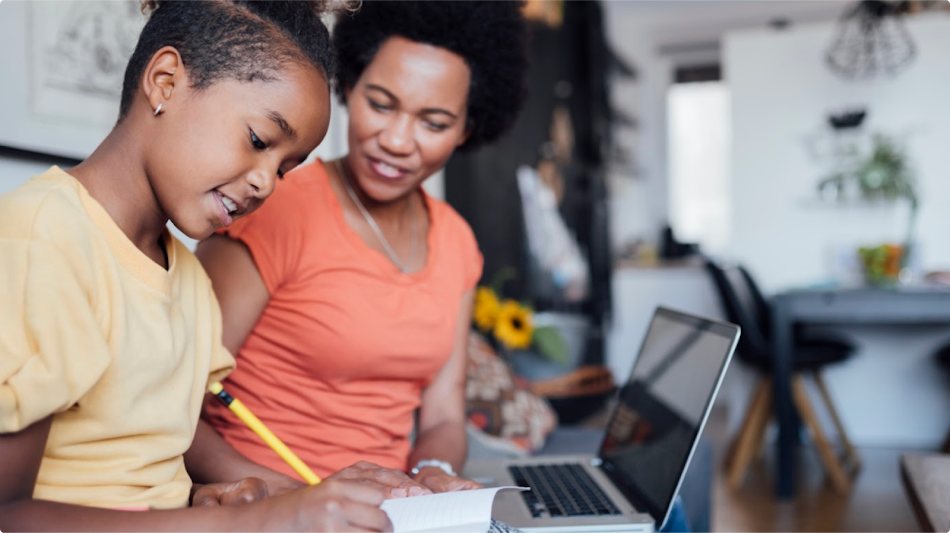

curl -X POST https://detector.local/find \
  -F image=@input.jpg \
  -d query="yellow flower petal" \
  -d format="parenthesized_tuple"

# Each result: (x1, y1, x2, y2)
(473, 287, 501, 332)
(494, 300, 534, 350)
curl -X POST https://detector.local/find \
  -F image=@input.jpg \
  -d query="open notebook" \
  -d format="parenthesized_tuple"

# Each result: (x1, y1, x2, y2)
(380, 487, 527, 533)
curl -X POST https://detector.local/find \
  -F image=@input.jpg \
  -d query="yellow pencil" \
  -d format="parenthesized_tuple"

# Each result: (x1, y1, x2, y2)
(208, 381, 321, 485)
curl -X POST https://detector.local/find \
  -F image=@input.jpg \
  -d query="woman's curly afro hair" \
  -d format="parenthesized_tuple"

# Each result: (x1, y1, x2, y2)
(333, 1, 529, 151)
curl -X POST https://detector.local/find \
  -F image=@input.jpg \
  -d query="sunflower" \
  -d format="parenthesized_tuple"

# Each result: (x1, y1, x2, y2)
(494, 300, 534, 350)
(473, 287, 501, 332)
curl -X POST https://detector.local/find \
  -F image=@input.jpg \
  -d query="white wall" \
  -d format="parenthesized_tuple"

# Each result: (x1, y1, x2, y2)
(601, 0, 844, 254)
(723, 13, 950, 447)
(0, 156, 53, 195)
(725, 13, 950, 291)
(603, 4, 950, 448)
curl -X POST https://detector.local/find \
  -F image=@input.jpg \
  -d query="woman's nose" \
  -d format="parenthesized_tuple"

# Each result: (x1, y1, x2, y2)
(378, 114, 414, 155)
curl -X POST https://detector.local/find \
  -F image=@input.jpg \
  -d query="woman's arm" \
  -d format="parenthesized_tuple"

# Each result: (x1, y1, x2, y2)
(409, 290, 481, 492)
(195, 235, 271, 355)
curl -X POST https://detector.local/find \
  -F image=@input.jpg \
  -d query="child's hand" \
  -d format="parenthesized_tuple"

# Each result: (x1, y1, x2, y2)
(328, 461, 432, 499)
(413, 469, 483, 493)
(253, 478, 393, 532)
(191, 477, 269, 507)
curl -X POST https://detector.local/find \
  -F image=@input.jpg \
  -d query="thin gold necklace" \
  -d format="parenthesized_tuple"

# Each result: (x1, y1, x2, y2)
(335, 159, 416, 274)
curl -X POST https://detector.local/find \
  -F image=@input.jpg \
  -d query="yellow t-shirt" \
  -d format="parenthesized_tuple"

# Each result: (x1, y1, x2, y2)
(0, 167, 235, 509)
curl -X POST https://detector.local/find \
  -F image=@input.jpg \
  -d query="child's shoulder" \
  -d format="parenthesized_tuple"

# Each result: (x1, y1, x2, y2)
(0, 168, 92, 244)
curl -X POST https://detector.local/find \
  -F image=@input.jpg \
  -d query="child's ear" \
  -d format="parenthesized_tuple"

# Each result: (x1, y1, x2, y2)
(141, 46, 184, 115)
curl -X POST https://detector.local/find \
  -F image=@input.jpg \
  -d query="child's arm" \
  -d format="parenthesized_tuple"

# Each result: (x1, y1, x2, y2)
(186, 418, 305, 496)
(186, 419, 432, 499)
(0, 417, 393, 532)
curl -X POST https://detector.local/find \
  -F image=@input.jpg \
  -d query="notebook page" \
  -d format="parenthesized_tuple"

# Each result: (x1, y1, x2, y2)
(380, 486, 527, 533)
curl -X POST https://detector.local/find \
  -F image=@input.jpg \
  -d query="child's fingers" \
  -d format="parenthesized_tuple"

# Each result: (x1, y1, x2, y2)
(339, 500, 394, 532)
(218, 478, 269, 506)
(191, 485, 221, 507)
(192, 478, 269, 507)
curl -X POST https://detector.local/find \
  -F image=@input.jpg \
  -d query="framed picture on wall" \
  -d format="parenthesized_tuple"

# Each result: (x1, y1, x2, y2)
(0, 0, 143, 161)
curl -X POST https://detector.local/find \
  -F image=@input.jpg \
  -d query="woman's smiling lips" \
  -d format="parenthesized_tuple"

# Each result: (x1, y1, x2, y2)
(367, 156, 411, 181)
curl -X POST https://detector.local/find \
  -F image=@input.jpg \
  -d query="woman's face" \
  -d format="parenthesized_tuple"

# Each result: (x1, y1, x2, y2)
(147, 60, 330, 240)
(345, 36, 471, 204)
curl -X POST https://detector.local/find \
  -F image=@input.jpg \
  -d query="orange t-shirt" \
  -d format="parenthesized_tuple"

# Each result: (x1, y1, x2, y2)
(202, 160, 482, 479)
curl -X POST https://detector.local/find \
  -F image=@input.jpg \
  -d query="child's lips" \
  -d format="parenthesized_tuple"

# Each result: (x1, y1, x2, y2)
(212, 191, 233, 227)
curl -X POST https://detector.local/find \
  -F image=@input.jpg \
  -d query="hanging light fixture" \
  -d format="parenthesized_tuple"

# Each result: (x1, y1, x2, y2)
(826, 1, 917, 80)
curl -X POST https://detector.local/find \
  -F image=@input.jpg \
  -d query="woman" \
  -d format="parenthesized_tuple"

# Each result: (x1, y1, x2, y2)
(197, 1, 529, 493)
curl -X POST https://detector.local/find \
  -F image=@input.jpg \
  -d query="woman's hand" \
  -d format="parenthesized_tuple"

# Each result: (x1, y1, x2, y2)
(328, 461, 432, 499)
(190, 477, 269, 507)
(413, 467, 483, 493)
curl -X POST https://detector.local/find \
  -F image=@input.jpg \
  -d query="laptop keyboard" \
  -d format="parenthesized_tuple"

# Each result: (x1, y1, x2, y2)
(508, 464, 622, 518)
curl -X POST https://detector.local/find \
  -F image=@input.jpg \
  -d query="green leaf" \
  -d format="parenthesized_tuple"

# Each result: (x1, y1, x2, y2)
(533, 326, 570, 367)
(489, 267, 517, 296)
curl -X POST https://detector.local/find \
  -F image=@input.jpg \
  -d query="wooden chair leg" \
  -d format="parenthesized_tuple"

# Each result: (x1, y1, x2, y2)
(792, 375, 852, 494)
(750, 392, 771, 464)
(727, 377, 772, 490)
(723, 378, 761, 469)
(811, 369, 862, 471)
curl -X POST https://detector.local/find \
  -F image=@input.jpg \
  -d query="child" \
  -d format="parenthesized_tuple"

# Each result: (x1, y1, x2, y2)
(0, 1, 400, 530)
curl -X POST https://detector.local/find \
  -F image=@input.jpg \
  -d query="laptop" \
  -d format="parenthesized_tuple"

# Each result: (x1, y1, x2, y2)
(466, 307, 739, 532)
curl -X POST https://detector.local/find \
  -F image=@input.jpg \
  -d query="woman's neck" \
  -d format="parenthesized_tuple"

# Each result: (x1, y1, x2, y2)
(68, 123, 169, 257)
(337, 156, 417, 229)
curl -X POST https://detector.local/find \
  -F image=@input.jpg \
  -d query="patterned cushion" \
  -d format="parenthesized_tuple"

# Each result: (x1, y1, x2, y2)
(466, 332, 558, 452)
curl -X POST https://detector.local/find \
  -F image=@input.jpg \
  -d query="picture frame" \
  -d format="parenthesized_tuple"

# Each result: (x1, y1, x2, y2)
(0, 0, 143, 161)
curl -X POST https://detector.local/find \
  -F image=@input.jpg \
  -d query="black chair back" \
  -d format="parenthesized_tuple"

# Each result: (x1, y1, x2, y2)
(704, 259, 772, 366)
(738, 265, 773, 338)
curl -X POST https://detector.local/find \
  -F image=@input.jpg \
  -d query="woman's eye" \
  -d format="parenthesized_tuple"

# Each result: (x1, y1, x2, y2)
(425, 121, 449, 132)
(369, 100, 390, 112)
(250, 130, 267, 150)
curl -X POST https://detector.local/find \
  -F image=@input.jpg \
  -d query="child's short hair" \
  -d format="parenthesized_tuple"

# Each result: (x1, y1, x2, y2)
(119, 0, 335, 120)
(332, 1, 529, 151)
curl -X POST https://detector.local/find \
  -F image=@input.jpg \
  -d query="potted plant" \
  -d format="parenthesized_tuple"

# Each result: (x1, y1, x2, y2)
(852, 134, 918, 284)
(472, 268, 569, 367)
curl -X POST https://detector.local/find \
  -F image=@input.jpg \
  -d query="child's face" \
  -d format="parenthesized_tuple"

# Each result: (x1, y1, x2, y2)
(146, 63, 330, 240)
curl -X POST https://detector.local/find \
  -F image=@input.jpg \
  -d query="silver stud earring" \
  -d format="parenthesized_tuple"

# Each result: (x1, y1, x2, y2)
(154, 103, 163, 116)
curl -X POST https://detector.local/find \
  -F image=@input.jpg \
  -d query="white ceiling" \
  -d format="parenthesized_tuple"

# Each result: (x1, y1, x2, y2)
(604, 0, 849, 50)
(618, 0, 794, 11)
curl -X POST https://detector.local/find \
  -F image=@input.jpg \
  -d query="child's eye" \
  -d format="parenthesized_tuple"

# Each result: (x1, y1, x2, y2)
(425, 121, 449, 132)
(250, 130, 267, 150)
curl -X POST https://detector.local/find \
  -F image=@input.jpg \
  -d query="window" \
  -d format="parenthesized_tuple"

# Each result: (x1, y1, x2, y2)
(667, 81, 731, 253)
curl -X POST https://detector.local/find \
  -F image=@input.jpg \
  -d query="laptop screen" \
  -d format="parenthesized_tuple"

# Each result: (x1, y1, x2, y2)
(597, 307, 738, 527)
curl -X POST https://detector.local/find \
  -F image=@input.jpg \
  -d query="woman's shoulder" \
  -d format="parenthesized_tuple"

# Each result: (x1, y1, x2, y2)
(427, 194, 475, 241)
(264, 159, 330, 210)
(426, 193, 479, 258)
(231, 159, 332, 229)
